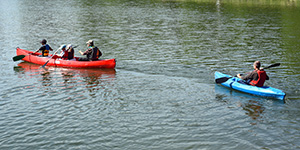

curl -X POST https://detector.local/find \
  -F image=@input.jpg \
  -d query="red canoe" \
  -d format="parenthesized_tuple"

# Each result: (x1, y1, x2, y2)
(16, 48, 116, 69)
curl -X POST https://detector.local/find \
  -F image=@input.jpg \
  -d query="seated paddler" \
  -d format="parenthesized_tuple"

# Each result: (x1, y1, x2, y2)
(59, 44, 75, 60)
(35, 39, 53, 57)
(78, 40, 102, 61)
(237, 61, 269, 87)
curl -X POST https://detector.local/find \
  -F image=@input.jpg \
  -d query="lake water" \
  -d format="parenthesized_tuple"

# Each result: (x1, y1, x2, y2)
(1, 0, 300, 149)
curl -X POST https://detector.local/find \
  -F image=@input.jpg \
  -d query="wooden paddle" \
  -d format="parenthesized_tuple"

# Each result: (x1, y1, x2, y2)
(215, 63, 281, 84)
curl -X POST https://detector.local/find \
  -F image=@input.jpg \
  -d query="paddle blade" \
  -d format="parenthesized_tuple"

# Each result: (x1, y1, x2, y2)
(40, 66, 48, 71)
(13, 55, 26, 61)
(215, 77, 231, 84)
(263, 63, 280, 69)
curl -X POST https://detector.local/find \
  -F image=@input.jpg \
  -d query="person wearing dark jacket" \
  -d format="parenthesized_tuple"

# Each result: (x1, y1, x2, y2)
(78, 40, 102, 61)
(237, 61, 269, 87)
(35, 39, 53, 57)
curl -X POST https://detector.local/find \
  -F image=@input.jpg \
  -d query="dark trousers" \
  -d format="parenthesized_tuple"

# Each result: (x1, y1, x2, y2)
(78, 57, 99, 61)
(78, 57, 90, 61)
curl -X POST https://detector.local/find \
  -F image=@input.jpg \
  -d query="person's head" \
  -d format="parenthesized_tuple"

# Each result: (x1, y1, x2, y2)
(60, 45, 66, 50)
(86, 40, 94, 47)
(66, 44, 72, 50)
(40, 39, 47, 45)
(253, 61, 261, 70)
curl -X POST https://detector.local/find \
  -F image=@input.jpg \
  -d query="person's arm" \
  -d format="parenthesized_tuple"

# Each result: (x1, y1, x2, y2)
(241, 73, 252, 80)
(34, 49, 40, 53)
(266, 74, 269, 80)
(238, 71, 255, 80)
(58, 51, 65, 56)
(79, 50, 84, 55)
(34, 46, 44, 53)
(79, 49, 91, 55)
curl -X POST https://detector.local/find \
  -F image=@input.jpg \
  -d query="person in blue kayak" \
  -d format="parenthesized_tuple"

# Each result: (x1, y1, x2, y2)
(237, 61, 269, 87)
(78, 40, 102, 61)
(35, 39, 53, 57)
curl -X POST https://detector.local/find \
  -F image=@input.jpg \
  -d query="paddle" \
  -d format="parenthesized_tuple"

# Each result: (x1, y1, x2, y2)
(215, 63, 281, 84)
(13, 55, 27, 61)
(40, 45, 78, 69)
(40, 48, 61, 69)
(262, 63, 280, 69)
(13, 48, 41, 61)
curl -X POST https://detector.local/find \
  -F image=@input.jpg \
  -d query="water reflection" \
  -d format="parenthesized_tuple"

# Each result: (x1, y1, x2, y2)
(238, 100, 265, 125)
(61, 70, 75, 85)
(40, 71, 52, 87)
(215, 84, 267, 125)
(14, 62, 116, 92)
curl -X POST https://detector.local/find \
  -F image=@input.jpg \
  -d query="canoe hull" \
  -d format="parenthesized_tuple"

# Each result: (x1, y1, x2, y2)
(16, 48, 116, 69)
(215, 71, 286, 101)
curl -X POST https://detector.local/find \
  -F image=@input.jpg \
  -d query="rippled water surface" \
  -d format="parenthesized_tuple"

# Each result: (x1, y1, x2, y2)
(1, 0, 300, 149)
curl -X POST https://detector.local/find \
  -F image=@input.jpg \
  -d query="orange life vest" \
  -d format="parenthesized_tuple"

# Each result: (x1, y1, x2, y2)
(42, 44, 51, 57)
(91, 46, 102, 60)
(250, 70, 267, 87)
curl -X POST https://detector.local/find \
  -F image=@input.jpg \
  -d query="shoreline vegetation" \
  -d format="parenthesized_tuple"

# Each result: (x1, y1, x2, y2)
(164, 0, 299, 7)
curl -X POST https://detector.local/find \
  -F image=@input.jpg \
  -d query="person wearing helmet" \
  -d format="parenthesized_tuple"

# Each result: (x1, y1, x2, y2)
(59, 44, 75, 60)
(35, 39, 53, 57)
(65, 44, 75, 60)
(59, 44, 67, 58)
(78, 40, 102, 61)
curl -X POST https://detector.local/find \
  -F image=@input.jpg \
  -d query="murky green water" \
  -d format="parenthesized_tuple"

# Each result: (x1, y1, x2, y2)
(1, 0, 300, 149)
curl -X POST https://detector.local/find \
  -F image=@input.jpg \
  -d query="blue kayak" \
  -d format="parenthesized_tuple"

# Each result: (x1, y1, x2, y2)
(215, 71, 286, 101)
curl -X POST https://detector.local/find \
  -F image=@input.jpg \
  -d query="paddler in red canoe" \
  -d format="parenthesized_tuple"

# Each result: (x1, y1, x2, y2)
(78, 40, 102, 61)
(34, 39, 53, 57)
(237, 61, 269, 87)
(59, 44, 75, 60)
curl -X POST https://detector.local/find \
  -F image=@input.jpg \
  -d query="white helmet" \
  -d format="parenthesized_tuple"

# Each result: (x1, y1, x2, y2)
(66, 44, 72, 49)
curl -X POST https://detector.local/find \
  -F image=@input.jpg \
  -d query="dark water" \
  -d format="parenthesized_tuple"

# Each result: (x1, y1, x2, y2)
(1, 0, 300, 149)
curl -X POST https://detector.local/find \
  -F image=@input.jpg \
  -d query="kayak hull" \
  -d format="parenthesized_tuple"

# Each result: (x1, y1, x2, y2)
(16, 48, 116, 69)
(215, 71, 286, 101)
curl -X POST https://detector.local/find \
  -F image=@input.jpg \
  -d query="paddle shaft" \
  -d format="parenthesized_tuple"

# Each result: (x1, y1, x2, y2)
(41, 48, 61, 68)
(262, 63, 280, 69)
